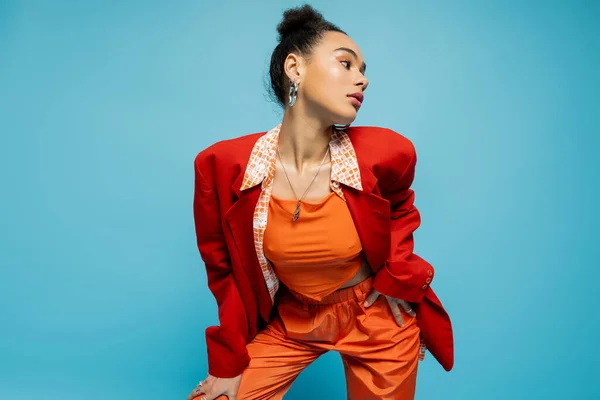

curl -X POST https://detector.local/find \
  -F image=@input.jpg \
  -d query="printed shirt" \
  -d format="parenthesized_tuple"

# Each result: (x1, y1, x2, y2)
(239, 122, 426, 360)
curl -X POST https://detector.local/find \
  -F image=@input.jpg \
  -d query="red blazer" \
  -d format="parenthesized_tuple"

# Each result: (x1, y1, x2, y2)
(193, 125, 454, 378)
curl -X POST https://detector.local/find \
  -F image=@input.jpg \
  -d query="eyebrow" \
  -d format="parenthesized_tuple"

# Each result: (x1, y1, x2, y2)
(334, 47, 367, 74)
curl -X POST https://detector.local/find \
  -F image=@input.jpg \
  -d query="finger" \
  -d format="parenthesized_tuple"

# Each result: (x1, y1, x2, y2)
(187, 391, 205, 400)
(191, 384, 208, 400)
(398, 300, 416, 318)
(206, 393, 230, 400)
(363, 289, 380, 307)
(203, 389, 224, 400)
(187, 385, 205, 400)
(189, 388, 206, 400)
(201, 391, 215, 400)
(386, 297, 404, 327)
(192, 382, 205, 395)
(200, 376, 224, 400)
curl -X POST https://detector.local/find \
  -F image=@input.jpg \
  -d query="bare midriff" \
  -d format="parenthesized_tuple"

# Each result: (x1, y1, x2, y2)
(339, 258, 374, 288)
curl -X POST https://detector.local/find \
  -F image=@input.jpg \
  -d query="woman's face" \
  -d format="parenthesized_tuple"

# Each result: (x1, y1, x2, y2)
(284, 31, 369, 126)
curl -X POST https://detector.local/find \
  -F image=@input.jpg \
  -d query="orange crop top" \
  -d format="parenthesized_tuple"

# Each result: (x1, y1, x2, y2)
(263, 191, 365, 301)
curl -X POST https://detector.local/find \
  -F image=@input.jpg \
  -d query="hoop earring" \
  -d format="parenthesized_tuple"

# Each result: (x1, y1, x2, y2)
(288, 81, 298, 107)
(332, 123, 350, 130)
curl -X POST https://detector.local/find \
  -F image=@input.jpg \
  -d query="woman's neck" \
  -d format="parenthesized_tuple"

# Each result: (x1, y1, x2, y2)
(278, 109, 332, 174)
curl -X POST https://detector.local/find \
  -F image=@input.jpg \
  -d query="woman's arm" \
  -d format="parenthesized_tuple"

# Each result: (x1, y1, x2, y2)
(193, 156, 251, 378)
(371, 143, 435, 303)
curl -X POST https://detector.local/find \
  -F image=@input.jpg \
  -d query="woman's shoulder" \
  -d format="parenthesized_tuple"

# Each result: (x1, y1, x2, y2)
(194, 130, 265, 173)
(347, 125, 416, 167)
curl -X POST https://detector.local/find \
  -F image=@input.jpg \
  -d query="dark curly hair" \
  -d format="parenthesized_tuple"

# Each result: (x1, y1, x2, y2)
(267, 4, 346, 108)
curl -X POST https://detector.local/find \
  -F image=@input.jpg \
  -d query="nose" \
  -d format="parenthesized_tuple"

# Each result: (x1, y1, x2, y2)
(355, 75, 368, 91)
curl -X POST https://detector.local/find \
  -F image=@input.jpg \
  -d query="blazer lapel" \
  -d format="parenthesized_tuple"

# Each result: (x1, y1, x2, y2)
(343, 161, 392, 273)
(224, 172, 272, 322)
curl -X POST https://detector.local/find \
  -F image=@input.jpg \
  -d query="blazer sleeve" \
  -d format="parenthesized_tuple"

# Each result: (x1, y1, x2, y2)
(371, 143, 435, 303)
(193, 157, 251, 378)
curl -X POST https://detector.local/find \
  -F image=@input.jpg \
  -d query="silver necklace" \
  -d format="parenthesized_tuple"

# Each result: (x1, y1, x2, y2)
(276, 144, 330, 222)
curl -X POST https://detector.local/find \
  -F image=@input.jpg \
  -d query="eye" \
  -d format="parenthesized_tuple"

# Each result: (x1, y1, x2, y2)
(340, 60, 351, 69)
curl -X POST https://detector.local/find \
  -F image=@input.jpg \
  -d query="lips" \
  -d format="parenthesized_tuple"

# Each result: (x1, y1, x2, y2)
(348, 92, 364, 106)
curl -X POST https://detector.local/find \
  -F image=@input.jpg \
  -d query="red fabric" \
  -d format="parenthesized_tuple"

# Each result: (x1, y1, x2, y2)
(192, 126, 454, 377)
(193, 165, 251, 377)
(371, 143, 435, 303)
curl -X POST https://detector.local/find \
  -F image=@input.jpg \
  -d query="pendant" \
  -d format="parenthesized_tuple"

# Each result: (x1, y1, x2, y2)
(292, 200, 301, 222)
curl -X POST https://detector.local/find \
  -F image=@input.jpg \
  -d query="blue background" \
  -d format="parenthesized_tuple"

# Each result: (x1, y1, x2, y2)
(1, 0, 598, 399)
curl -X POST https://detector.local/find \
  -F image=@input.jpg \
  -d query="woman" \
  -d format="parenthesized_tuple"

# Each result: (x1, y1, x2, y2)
(188, 4, 453, 400)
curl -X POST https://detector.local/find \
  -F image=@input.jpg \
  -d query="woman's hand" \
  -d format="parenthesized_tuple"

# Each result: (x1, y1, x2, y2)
(186, 373, 242, 400)
(363, 288, 416, 327)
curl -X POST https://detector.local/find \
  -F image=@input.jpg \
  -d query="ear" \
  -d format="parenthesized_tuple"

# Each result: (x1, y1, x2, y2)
(283, 52, 304, 84)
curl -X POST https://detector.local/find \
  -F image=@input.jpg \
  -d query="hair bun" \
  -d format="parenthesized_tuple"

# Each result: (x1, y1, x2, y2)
(277, 4, 325, 40)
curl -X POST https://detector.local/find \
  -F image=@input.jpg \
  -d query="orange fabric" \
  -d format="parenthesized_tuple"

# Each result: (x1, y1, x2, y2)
(239, 123, 363, 302)
(193, 277, 420, 400)
(239, 276, 419, 399)
(263, 191, 364, 301)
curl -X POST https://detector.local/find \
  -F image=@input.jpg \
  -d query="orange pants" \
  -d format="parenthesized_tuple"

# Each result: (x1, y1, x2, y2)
(203, 276, 420, 399)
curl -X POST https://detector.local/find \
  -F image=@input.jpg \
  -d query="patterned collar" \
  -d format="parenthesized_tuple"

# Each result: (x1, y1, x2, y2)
(240, 122, 363, 193)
